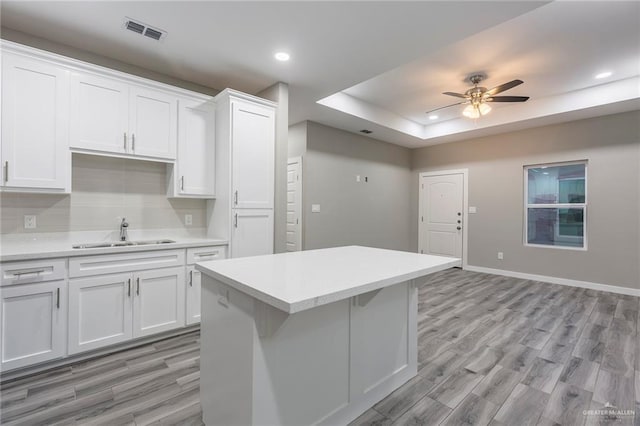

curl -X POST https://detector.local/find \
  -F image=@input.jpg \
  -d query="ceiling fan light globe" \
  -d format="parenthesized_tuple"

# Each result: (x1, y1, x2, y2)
(463, 104, 480, 119)
(479, 103, 492, 115)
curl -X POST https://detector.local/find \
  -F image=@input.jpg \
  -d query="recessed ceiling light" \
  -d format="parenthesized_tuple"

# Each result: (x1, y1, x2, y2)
(274, 52, 290, 62)
(428, 115, 438, 120)
(594, 71, 612, 79)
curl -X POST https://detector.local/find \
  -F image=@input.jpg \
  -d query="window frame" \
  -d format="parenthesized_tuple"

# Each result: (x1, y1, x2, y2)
(523, 160, 588, 251)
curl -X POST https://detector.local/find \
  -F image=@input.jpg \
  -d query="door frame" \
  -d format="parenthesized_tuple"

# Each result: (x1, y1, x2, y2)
(287, 156, 303, 251)
(418, 169, 469, 268)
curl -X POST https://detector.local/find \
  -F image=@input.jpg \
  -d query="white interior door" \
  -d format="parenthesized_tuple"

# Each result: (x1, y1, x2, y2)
(286, 158, 302, 252)
(419, 173, 464, 258)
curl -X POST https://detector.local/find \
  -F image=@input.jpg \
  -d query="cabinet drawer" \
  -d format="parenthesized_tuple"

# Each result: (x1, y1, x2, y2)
(69, 249, 185, 278)
(1, 259, 66, 286)
(186, 246, 227, 265)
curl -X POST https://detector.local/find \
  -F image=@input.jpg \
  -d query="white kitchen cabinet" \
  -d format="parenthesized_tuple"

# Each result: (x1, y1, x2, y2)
(69, 73, 177, 161)
(1, 52, 70, 193)
(68, 266, 185, 353)
(0, 281, 67, 370)
(68, 273, 133, 355)
(184, 245, 227, 325)
(128, 86, 177, 160)
(212, 90, 276, 258)
(168, 98, 216, 198)
(231, 209, 275, 258)
(231, 100, 275, 209)
(69, 72, 129, 155)
(133, 267, 185, 338)
(185, 266, 202, 325)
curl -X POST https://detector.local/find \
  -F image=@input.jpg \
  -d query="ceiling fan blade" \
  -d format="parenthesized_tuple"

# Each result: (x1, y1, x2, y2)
(442, 91, 468, 99)
(425, 101, 467, 114)
(486, 96, 530, 102)
(486, 79, 523, 96)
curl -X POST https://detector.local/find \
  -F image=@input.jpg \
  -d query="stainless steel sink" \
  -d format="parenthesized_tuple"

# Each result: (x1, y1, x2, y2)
(72, 239, 175, 249)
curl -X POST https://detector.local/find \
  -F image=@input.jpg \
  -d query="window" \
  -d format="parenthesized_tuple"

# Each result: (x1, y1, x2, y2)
(524, 161, 587, 249)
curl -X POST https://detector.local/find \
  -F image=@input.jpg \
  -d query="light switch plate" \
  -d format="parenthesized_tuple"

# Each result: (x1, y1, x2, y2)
(469, 206, 477, 214)
(185, 214, 193, 226)
(24, 215, 36, 229)
(311, 204, 321, 213)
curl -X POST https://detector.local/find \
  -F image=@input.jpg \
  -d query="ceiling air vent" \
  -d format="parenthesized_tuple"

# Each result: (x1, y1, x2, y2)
(123, 17, 167, 41)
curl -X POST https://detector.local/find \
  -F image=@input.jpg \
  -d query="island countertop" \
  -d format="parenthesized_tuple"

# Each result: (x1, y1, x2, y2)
(196, 245, 460, 313)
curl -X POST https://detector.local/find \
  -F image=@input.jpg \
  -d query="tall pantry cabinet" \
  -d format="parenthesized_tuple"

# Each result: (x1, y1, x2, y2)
(211, 89, 276, 258)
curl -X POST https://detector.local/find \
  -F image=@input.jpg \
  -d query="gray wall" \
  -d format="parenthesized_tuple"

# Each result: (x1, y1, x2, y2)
(258, 82, 289, 254)
(411, 111, 640, 290)
(301, 122, 413, 251)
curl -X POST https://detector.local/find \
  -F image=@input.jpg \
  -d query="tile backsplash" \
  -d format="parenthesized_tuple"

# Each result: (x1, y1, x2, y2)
(0, 154, 208, 234)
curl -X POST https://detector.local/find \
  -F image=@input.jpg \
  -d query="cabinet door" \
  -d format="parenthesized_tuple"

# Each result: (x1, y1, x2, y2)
(133, 267, 185, 337)
(231, 209, 274, 258)
(185, 265, 202, 325)
(1, 53, 70, 192)
(69, 72, 129, 154)
(129, 86, 177, 160)
(176, 99, 215, 196)
(68, 273, 133, 355)
(0, 281, 66, 371)
(231, 100, 275, 209)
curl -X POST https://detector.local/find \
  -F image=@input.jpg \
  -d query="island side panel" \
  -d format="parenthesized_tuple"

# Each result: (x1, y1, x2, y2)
(201, 275, 256, 426)
(323, 281, 418, 425)
(252, 299, 351, 425)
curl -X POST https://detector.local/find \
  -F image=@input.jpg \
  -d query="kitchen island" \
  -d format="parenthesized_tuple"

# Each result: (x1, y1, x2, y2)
(196, 246, 460, 425)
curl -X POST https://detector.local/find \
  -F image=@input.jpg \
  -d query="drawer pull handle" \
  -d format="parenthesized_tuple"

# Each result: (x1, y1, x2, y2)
(56, 288, 60, 309)
(234, 213, 238, 228)
(4, 161, 8, 183)
(132, 133, 136, 151)
(136, 277, 140, 295)
(124, 132, 127, 151)
(234, 190, 238, 205)
(196, 252, 218, 258)
(128, 278, 131, 297)
(180, 176, 185, 191)
(189, 270, 193, 287)
(12, 269, 46, 277)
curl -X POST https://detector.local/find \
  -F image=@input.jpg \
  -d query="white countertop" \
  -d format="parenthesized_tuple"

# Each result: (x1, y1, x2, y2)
(0, 229, 228, 262)
(196, 246, 460, 313)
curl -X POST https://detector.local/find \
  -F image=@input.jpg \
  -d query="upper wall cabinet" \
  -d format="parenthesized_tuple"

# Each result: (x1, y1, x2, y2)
(1, 52, 71, 193)
(231, 99, 276, 209)
(70, 72, 177, 161)
(167, 98, 216, 198)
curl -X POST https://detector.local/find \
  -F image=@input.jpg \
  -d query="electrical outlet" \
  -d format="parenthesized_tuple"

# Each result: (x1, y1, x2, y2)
(356, 175, 361, 182)
(24, 215, 37, 229)
(185, 214, 193, 226)
(497, 252, 504, 260)
(311, 204, 321, 213)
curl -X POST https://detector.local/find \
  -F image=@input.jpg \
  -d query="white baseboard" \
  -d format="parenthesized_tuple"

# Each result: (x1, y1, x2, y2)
(464, 265, 640, 297)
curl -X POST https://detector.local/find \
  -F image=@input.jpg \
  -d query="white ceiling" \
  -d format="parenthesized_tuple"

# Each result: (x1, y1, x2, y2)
(2, 1, 639, 148)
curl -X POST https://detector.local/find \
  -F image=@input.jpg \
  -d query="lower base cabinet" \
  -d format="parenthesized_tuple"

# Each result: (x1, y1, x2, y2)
(0, 281, 67, 371)
(186, 266, 202, 325)
(68, 267, 185, 355)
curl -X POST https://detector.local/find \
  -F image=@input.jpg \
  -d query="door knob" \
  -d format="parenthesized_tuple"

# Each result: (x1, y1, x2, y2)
(457, 212, 461, 216)
(457, 220, 461, 224)
(457, 226, 461, 230)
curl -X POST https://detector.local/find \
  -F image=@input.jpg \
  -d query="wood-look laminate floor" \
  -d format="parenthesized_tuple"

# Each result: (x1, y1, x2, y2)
(1, 269, 638, 425)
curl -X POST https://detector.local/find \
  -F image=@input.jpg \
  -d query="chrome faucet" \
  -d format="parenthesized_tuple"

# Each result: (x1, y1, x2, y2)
(120, 218, 129, 241)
